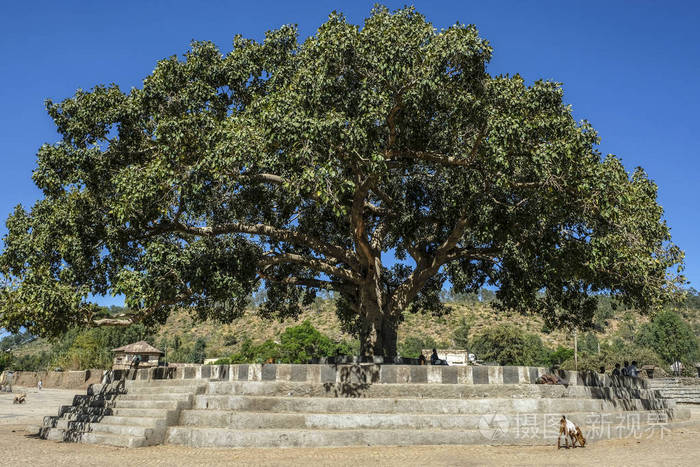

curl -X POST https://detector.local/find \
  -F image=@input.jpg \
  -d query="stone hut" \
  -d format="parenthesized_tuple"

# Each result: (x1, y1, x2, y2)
(112, 341, 163, 370)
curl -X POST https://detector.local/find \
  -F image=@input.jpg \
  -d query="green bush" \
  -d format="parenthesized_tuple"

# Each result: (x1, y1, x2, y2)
(210, 357, 231, 365)
(227, 321, 349, 364)
(547, 346, 574, 366)
(560, 342, 664, 372)
(279, 321, 338, 363)
(471, 324, 550, 366)
(398, 335, 439, 358)
(398, 336, 424, 358)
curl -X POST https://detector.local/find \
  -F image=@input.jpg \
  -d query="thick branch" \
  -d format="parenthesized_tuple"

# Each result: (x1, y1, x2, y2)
(350, 176, 377, 267)
(390, 150, 475, 167)
(165, 220, 360, 271)
(259, 253, 360, 284)
(387, 245, 501, 315)
(223, 171, 286, 185)
(387, 124, 487, 168)
(264, 276, 356, 294)
(371, 186, 396, 208)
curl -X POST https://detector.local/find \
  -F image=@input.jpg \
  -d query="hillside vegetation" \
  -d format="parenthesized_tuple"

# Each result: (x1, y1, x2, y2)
(3, 290, 699, 375)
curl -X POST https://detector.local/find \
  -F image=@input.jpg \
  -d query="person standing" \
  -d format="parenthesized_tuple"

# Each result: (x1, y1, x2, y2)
(37, 379, 42, 391)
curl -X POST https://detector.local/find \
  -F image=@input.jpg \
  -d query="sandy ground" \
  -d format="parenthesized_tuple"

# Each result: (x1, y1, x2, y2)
(1, 388, 698, 466)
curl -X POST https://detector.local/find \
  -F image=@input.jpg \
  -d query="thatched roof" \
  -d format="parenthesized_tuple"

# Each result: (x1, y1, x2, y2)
(112, 341, 163, 355)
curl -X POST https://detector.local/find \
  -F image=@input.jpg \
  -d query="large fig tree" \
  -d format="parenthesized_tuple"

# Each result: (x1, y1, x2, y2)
(0, 7, 684, 355)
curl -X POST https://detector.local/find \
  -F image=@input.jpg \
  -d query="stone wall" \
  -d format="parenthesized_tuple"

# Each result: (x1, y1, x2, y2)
(2, 369, 104, 389)
(104, 364, 647, 389)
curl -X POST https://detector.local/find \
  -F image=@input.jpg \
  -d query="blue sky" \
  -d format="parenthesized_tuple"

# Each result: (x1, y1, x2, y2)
(1, 0, 698, 314)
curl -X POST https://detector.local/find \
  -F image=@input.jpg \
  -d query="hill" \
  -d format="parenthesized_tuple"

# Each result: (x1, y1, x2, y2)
(3, 292, 699, 373)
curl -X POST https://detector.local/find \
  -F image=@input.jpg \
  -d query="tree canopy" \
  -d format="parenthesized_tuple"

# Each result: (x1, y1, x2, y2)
(0, 7, 684, 355)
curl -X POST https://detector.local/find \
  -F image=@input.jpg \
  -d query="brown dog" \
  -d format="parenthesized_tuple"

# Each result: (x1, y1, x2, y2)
(558, 415, 586, 449)
(13, 393, 26, 404)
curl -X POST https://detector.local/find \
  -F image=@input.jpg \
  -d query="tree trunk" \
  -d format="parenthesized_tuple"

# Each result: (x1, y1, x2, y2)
(381, 316, 398, 358)
(357, 304, 401, 357)
(358, 299, 384, 357)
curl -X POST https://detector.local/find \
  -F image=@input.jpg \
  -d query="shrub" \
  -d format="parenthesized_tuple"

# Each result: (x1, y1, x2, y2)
(547, 346, 574, 366)
(228, 322, 348, 364)
(398, 335, 439, 358)
(560, 342, 664, 372)
(471, 324, 550, 366)
(398, 336, 425, 358)
(279, 321, 338, 363)
(229, 338, 282, 363)
(211, 357, 231, 365)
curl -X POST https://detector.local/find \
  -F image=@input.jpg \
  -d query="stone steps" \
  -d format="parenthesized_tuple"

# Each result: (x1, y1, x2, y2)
(646, 380, 700, 404)
(118, 393, 193, 402)
(44, 428, 150, 448)
(165, 421, 692, 448)
(53, 415, 166, 429)
(178, 408, 688, 431)
(50, 420, 160, 438)
(32, 368, 695, 448)
(57, 405, 174, 419)
(111, 399, 183, 409)
(37, 382, 206, 448)
(205, 381, 661, 400)
(125, 379, 212, 387)
(121, 385, 206, 394)
(193, 394, 674, 414)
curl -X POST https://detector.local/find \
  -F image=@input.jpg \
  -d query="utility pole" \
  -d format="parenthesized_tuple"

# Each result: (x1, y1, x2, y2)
(574, 330, 578, 371)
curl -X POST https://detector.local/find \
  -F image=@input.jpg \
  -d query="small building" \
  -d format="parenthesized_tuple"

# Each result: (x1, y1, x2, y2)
(112, 341, 163, 370)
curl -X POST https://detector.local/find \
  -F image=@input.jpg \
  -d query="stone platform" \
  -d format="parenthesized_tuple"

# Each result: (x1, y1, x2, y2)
(34, 364, 691, 448)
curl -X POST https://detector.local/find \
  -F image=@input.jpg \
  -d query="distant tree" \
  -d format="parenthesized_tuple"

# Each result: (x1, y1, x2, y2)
(471, 324, 549, 366)
(0, 6, 684, 357)
(0, 351, 14, 372)
(683, 288, 700, 318)
(191, 338, 207, 364)
(452, 316, 471, 350)
(581, 332, 599, 354)
(636, 311, 699, 364)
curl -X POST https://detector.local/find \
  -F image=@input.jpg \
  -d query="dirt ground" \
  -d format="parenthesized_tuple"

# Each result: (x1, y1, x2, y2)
(1, 388, 698, 466)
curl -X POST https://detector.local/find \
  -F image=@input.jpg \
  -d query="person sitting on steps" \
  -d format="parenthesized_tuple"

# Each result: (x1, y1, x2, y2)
(612, 363, 621, 377)
(430, 348, 448, 366)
